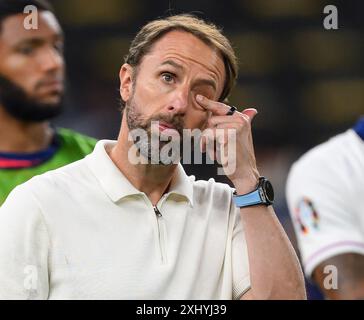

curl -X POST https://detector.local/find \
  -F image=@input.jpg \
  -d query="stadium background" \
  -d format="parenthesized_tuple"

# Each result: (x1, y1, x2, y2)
(49, 0, 364, 299)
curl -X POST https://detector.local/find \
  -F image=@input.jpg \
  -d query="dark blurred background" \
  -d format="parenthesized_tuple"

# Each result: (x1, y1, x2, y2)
(50, 0, 364, 299)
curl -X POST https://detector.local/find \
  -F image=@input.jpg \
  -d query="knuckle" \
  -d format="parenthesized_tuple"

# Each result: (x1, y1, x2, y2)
(236, 117, 246, 125)
(241, 115, 251, 126)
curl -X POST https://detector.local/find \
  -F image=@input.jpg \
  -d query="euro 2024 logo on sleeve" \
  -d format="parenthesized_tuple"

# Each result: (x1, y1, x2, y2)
(295, 197, 319, 235)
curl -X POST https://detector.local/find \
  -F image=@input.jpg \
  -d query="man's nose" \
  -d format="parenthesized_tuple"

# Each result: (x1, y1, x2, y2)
(38, 47, 64, 73)
(167, 86, 189, 114)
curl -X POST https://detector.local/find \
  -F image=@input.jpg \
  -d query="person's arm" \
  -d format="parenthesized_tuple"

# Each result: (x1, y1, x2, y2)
(286, 136, 364, 299)
(196, 94, 306, 300)
(313, 253, 364, 300)
(239, 205, 306, 300)
(234, 189, 306, 300)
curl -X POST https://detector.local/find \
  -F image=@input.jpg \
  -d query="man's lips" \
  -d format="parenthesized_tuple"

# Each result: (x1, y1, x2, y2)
(158, 121, 177, 131)
(39, 85, 63, 95)
(37, 79, 64, 92)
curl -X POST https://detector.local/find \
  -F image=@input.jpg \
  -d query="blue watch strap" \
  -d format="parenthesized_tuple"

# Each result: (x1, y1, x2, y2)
(233, 190, 262, 208)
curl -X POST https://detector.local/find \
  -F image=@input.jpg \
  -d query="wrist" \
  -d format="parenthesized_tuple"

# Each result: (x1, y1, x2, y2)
(232, 172, 260, 194)
(232, 177, 275, 208)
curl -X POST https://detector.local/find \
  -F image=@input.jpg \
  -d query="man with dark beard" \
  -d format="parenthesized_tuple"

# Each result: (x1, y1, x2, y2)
(0, 0, 96, 205)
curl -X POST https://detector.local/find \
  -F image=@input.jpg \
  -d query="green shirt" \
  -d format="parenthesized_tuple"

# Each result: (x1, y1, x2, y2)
(0, 128, 97, 205)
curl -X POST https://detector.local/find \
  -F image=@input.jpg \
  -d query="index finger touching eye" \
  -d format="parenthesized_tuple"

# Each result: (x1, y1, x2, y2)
(196, 94, 231, 116)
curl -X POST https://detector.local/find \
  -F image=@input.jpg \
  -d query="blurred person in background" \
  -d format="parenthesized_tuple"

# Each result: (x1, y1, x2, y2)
(286, 116, 364, 299)
(0, 0, 96, 206)
(0, 14, 305, 300)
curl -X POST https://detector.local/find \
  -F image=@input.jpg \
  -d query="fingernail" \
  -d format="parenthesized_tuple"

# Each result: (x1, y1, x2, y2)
(196, 94, 204, 102)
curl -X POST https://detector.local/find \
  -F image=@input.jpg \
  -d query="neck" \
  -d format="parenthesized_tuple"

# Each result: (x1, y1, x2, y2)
(109, 116, 178, 206)
(0, 106, 54, 153)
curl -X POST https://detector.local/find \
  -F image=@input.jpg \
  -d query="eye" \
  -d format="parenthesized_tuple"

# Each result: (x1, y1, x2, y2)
(161, 72, 175, 84)
(18, 46, 34, 55)
(53, 41, 64, 53)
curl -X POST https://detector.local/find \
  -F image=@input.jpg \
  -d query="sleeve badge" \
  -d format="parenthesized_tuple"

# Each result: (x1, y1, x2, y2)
(294, 197, 319, 235)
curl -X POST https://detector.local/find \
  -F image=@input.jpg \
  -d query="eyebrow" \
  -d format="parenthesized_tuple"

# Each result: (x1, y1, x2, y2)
(14, 33, 64, 47)
(160, 59, 217, 91)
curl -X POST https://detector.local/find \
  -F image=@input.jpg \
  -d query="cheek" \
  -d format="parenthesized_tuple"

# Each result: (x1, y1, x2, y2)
(134, 77, 155, 101)
(0, 56, 37, 92)
(133, 78, 169, 110)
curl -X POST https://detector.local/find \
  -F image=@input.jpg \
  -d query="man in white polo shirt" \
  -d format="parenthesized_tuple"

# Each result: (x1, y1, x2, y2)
(286, 117, 364, 299)
(0, 14, 305, 300)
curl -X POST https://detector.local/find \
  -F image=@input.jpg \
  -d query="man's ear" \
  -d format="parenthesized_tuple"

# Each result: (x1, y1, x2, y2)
(119, 63, 133, 103)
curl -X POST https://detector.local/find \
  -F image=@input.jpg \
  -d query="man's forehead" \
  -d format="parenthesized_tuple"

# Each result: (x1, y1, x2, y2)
(146, 31, 225, 80)
(0, 11, 62, 44)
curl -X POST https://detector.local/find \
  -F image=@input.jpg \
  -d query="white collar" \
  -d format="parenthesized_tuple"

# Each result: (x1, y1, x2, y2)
(85, 140, 194, 206)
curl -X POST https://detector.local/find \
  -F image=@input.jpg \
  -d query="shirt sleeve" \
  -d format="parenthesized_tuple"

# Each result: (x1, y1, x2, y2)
(286, 157, 364, 278)
(231, 204, 251, 299)
(0, 184, 50, 299)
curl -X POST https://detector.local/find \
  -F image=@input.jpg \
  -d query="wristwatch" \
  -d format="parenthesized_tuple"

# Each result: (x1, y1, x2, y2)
(233, 177, 274, 208)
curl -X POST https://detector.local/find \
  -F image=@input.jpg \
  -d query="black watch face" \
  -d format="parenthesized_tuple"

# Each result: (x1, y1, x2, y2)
(263, 180, 274, 203)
